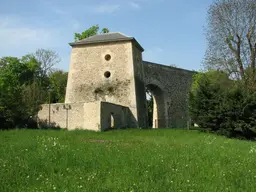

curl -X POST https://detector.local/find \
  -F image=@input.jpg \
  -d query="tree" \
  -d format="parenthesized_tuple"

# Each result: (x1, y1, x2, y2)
(189, 70, 256, 139)
(48, 70, 68, 103)
(189, 71, 232, 129)
(33, 49, 61, 78)
(0, 50, 63, 129)
(20, 54, 41, 83)
(101, 28, 110, 34)
(23, 49, 61, 102)
(74, 25, 110, 42)
(0, 57, 35, 128)
(204, 0, 256, 84)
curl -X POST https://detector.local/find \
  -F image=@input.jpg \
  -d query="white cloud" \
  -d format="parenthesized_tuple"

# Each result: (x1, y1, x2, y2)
(0, 16, 56, 57)
(129, 2, 140, 9)
(92, 4, 120, 14)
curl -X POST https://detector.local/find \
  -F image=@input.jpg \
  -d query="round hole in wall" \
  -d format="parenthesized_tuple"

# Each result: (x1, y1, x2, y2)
(105, 54, 111, 61)
(104, 71, 111, 78)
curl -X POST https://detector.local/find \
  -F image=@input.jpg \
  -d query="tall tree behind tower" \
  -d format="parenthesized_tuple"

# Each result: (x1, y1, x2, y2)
(204, 0, 256, 86)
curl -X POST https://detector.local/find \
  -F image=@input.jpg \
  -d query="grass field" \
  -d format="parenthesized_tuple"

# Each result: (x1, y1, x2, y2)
(1, 128, 256, 192)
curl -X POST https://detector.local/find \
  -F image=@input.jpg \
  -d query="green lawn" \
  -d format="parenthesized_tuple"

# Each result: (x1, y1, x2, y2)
(1, 129, 256, 192)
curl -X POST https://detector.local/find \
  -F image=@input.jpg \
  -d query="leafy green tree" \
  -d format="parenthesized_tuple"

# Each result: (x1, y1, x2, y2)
(48, 70, 68, 103)
(193, 0, 256, 139)
(0, 48, 64, 129)
(0, 50, 62, 128)
(0, 57, 34, 128)
(189, 71, 229, 130)
(101, 28, 110, 34)
(74, 25, 110, 42)
(20, 54, 41, 83)
(22, 49, 61, 103)
(189, 70, 256, 139)
(21, 81, 46, 121)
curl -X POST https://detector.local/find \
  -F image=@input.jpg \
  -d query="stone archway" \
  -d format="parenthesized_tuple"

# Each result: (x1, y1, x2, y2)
(146, 83, 166, 128)
(110, 113, 115, 128)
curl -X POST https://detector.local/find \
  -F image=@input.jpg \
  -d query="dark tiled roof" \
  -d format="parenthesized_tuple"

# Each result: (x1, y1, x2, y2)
(69, 32, 144, 51)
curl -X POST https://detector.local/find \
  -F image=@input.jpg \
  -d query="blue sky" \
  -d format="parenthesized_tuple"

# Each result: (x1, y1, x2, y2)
(0, 0, 213, 71)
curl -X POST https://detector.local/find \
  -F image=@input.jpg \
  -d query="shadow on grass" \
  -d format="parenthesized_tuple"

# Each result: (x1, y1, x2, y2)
(37, 119, 63, 131)
(189, 126, 256, 141)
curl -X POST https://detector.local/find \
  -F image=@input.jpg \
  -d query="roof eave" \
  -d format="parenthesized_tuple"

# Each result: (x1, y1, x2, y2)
(69, 38, 132, 46)
(69, 37, 144, 52)
(131, 38, 144, 52)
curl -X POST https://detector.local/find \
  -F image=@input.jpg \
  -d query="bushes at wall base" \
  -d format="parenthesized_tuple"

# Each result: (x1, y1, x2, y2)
(189, 70, 256, 140)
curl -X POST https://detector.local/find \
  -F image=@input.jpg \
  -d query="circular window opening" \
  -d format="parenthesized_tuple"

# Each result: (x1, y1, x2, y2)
(105, 54, 111, 61)
(104, 71, 111, 78)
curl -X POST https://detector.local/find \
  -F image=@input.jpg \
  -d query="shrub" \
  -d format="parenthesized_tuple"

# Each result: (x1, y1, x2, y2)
(189, 70, 256, 139)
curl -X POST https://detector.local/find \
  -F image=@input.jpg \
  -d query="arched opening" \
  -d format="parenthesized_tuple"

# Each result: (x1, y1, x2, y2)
(146, 84, 165, 128)
(146, 90, 153, 127)
(110, 113, 115, 129)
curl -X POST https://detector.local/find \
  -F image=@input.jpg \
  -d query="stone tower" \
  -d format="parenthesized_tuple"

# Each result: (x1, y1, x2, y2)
(65, 32, 148, 128)
(38, 32, 195, 131)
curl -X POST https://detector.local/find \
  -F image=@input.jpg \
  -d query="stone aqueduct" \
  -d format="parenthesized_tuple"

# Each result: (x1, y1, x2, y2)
(38, 32, 195, 131)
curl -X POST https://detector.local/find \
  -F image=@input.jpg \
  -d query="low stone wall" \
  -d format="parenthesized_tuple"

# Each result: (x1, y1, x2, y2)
(83, 102, 101, 131)
(37, 101, 133, 131)
(37, 102, 86, 130)
(100, 102, 136, 130)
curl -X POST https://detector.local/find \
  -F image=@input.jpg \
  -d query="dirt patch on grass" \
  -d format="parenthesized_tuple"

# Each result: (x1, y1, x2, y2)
(86, 139, 113, 143)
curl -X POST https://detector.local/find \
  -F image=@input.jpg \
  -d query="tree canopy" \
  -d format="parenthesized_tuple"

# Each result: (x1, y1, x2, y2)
(189, 70, 256, 139)
(204, 0, 256, 88)
(0, 49, 67, 129)
(190, 0, 256, 139)
(74, 25, 110, 42)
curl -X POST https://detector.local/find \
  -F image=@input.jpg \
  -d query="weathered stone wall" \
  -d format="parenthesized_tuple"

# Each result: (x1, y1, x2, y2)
(65, 41, 140, 127)
(100, 102, 136, 130)
(83, 102, 101, 131)
(37, 103, 85, 130)
(37, 101, 133, 131)
(132, 44, 148, 128)
(143, 61, 195, 128)
(65, 42, 134, 105)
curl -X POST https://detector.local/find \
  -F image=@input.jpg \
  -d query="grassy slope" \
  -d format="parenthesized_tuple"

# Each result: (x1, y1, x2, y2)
(0, 129, 256, 192)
